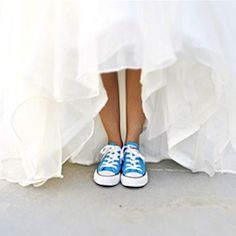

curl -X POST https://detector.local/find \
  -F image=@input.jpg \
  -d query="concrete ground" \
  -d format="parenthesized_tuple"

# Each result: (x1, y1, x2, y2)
(0, 160, 236, 236)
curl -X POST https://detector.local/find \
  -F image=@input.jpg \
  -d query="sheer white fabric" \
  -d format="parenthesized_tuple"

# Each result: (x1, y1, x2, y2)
(0, 0, 236, 186)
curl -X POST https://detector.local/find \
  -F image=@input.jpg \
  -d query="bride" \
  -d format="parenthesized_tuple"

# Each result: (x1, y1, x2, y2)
(0, 0, 236, 187)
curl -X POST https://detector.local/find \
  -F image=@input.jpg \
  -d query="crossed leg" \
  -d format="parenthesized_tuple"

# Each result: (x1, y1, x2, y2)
(99, 69, 145, 145)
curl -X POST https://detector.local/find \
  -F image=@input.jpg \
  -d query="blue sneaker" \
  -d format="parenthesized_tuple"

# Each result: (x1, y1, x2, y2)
(121, 141, 148, 187)
(93, 142, 122, 186)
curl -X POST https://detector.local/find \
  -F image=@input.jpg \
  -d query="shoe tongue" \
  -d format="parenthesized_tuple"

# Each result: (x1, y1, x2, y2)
(125, 141, 139, 150)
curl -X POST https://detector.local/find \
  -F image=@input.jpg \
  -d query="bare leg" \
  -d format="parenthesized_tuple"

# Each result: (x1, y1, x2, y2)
(125, 69, 146, 144)
(100, 72, 123, 147)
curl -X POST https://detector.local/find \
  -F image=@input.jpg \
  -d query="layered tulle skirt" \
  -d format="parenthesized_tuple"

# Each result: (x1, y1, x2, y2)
(0, 0, 236, 186)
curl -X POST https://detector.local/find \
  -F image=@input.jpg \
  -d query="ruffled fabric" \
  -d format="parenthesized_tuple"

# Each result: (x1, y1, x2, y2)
(0, 0, 236, 186)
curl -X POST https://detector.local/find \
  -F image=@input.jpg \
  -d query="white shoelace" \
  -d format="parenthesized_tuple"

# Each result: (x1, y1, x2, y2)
(121, 145, 145, 172)
(99, 144, 121, 169)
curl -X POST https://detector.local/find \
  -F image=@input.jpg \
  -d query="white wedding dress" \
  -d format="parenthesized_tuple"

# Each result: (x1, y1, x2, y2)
(0, 0, 236, 186)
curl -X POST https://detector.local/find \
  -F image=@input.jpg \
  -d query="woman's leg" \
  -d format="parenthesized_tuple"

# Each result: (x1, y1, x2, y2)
(100, 72, 123, 147)
(125, 69, 146, 144)
(121, 69, 148, 188)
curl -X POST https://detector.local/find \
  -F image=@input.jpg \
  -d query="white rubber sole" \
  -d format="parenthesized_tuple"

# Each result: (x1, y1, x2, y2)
(93, 170, 120, 187)
(121, 172, 148, 188)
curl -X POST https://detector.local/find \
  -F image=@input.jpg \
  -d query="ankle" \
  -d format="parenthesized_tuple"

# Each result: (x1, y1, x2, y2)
(108, 139, 123, 147)
(125, 137, 140, 145)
